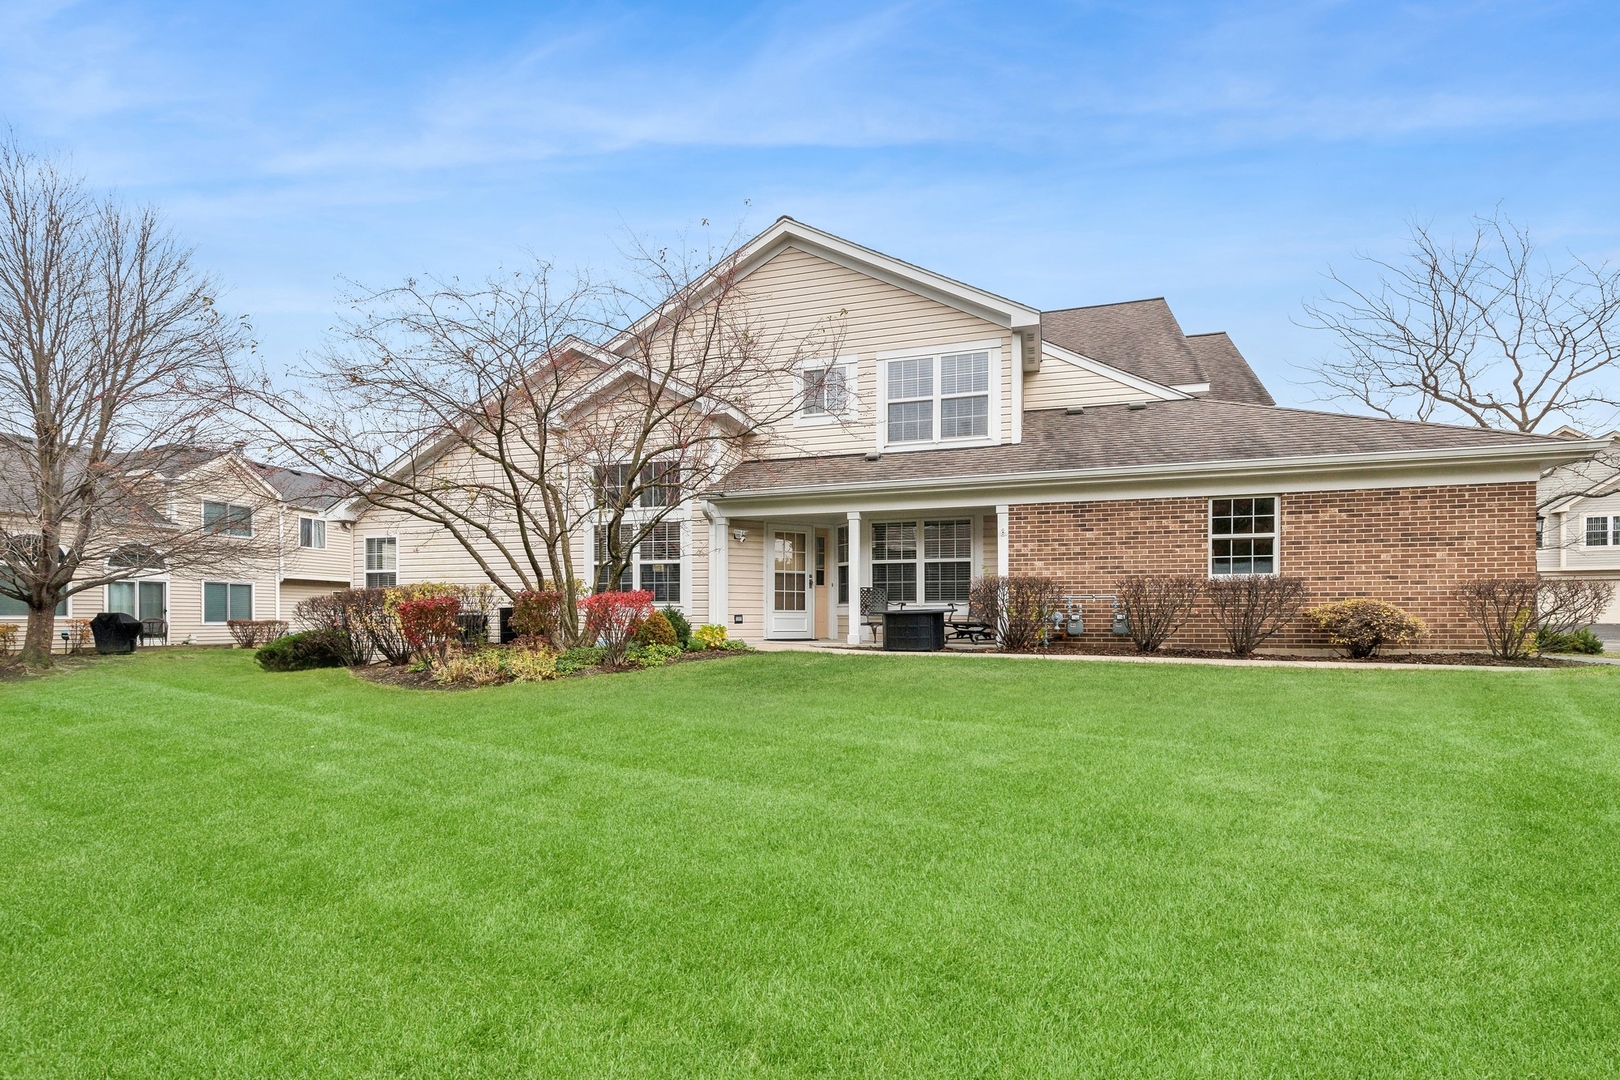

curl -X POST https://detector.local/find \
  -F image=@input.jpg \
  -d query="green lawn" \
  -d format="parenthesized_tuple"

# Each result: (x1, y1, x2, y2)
(1, 650, 1618, 1078)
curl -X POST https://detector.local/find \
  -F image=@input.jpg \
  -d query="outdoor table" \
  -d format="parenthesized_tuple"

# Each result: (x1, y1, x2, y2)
(881, 607, 950, 651)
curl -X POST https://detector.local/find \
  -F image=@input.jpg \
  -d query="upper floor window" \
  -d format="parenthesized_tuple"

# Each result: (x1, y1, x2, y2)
(203, 500, 253, 537)
(594, 461, 679, 508)
(883, 348, 992, 445)
(1586, 516, 1614, 547)
(364, 537, 397, 587)
(800, 360, 853, 419)
(298, 517, 326, 549)
(1210, 497, 1276, 576)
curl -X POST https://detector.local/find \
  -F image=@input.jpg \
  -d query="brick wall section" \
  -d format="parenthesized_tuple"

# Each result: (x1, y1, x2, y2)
(1007, 482, 1537, 650)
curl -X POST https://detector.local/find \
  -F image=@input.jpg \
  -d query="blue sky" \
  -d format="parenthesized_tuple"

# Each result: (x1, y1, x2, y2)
(4, 1, 1619, 406)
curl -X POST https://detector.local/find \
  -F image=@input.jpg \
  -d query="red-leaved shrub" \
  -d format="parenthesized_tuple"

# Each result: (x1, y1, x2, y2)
(580, 590, 653, 668)
(397, 594, 461, 666)
(510, 589, 564, 647)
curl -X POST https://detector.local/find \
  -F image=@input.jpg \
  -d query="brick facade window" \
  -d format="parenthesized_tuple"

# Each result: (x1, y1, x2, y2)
(1210, 497, 1277, 576)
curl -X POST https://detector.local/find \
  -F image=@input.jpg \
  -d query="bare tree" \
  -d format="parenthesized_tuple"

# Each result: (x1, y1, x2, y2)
(0, 138, 257, 665)
(1302, 212, 1620, 434)
(239, 230, 843, 642)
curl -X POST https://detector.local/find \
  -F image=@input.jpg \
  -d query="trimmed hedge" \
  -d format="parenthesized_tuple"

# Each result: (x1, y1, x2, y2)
(256, 630, 349, 672)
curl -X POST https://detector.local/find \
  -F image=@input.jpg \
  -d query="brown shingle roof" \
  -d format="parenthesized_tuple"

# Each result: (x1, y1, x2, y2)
(1184, 331, 1274, 406)
(717, 402, 1566, 494)
(1041, 298, 1205, 390)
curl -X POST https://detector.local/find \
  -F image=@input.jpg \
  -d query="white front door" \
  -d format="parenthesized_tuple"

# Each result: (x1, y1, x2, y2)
(768, 529, 813, 638)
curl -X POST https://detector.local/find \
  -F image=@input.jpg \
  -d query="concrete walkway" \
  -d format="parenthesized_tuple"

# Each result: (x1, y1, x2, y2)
(750, 638, 1609, 673)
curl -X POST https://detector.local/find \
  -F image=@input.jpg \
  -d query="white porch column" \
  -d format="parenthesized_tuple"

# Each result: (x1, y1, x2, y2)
(996, 504, 1010, 577)
(709, 512, 729, 626)
(846, 509, 864, 645)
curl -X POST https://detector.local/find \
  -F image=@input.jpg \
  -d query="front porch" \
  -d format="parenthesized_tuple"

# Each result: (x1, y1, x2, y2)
(706, 504, 1010, 645)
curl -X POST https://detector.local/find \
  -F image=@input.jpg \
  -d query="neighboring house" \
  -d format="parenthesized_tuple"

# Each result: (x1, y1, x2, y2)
(343, 218, 1603, 651)
(1537, 432, 1620, 637)
(0, 448, 351, 650)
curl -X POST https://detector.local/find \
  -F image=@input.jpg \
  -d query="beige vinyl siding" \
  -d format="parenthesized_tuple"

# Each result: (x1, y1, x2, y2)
(1022, 354, 1156, 411)
(723, 519, 766, 643)
(981, 513, 998, 577)
(281, 511, 354, 584)
(738, 246, 1017, 457)
(281, 581, 346, 627)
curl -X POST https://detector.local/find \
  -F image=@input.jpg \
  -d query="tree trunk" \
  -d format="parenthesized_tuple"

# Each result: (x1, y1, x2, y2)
(21, 604, 57, 668)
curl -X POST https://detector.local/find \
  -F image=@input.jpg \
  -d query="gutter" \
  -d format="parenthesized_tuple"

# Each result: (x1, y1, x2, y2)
(709, 439, 1611, 503)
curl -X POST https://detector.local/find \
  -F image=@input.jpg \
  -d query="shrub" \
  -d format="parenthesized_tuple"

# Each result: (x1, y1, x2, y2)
(693, 623, 729, 649)
(255, 629, 348, 672)
(0, 623, 18, 656)
(1457, 578, 1540, 659)
(1114, 574, 1203, 653)
(1206, 575, 1306, 656)
(661, 606, 691, 648)
(556, 645, 605, 675)
(1536, 578, 1617, 637)
(384, 582, 458, 613)
(715, 639, 753, 652)
(294, 593, 369, 665)
(510, 589, 564, 647)
(504, 646, 559, 682)
(227, 620, 289, 649)
(969, 575, 1063, 652)
(341, 587, 411, 665)
(397, 595, 461, 666)
(629, 643, 683, 668)
(581, 589, 653, 668)
(1304, 598, 1426, 658)
(433, 648, 506, 687)
(1536, 626, 1605, 655)
(634, 609, 678, 647)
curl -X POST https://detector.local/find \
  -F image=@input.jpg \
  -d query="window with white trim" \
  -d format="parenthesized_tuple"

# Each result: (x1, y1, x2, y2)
(870, 522, 917, 603)
(594, 461, 679, 508)
(800, 362, 851, 418)
(203, 500, 253, 537)
(298, 517, 326, 549)
(364, 537, 397, 587)
(1586, 516, 1614, 546)
(923, 519, 974, 603)
(836, 525, 849, 605)
(1536, 516, 1545, 549)
(883, 349, 992, 445)
(639, 521, 681, 604)
(1210, 497, 1277, 576)
(203, 582, 252, 623)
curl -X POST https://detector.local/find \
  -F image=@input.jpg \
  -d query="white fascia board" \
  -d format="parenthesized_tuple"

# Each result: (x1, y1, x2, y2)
(606, 219, 1042, 352)
(1037, 341, 1193, 402)
(709, 440, 1610, 509)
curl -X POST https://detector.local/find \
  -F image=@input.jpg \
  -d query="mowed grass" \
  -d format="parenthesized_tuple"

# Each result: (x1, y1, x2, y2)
(1, 650, 1618, 1077)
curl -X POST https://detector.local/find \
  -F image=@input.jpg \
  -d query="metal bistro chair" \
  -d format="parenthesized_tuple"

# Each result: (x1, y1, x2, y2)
(859, 587, 888, 645)
(139, 618, 168, 646)
(945, 602, 995, 644)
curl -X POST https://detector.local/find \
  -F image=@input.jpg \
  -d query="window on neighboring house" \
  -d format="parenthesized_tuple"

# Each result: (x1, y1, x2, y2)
(364, 537, 397, 587)
(801, 363, 849, 417)
(884, 349, 992, 445)
(0, 583, 66, 618)
(638, 521, 681, 604)
(203, 582, 252, 623)
(923, 519, 974, 603)
(1210, 497, 1277, 575)
(203, 500, 253, 537)
(1586, 516, 1613, 547)
(836, 525, 849, 605)
(299, 517, 326, 549)
(1536, 516, 1545, 549)
(870, 521, 918, 603)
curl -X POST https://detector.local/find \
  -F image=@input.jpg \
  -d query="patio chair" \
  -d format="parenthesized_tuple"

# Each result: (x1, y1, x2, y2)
(859, 587, 888, 644)
(139, 618, 168, 646)
(944, 602, 995, 644)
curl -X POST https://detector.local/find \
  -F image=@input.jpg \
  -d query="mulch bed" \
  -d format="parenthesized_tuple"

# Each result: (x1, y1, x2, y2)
(1043, 643, 1585, 667)
(349, 647, 748, 691)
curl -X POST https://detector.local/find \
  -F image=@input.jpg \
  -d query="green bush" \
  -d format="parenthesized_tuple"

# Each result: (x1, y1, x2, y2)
(1536, 626, 1605, 655)
(661, 606, 691, 648)
(556, 645, 605, 675)
(629, 643, 684, 668)
(633, 610, 678, 647)
(256, 630, 349, 672)
(693, 623, 729, 649)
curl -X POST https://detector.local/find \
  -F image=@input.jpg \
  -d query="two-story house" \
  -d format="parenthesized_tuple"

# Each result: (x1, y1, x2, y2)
(1537, 434, 1620, 642)
(345, 219, 1603, 651)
